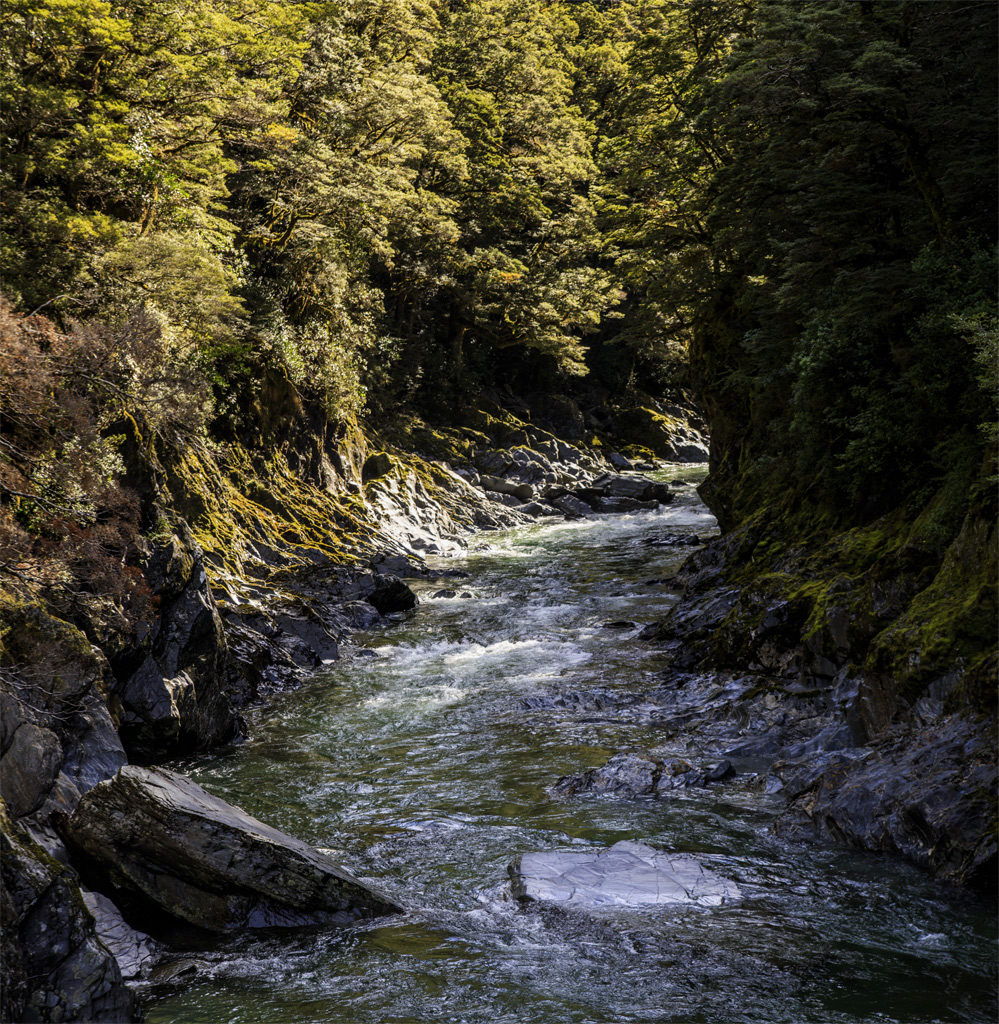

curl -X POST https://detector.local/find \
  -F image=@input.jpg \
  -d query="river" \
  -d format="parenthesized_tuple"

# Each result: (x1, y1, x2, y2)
(146, 469, 997, 1024)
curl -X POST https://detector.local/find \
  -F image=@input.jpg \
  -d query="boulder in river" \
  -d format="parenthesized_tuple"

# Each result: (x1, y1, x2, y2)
(550, 752, 723, 798)
(63, 765, 403, 932)
(509, 840, 740, 908)
(590, 472, 674, 505)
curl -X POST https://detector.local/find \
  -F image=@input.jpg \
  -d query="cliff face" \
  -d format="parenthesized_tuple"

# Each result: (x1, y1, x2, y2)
(650, 369, 998, 886)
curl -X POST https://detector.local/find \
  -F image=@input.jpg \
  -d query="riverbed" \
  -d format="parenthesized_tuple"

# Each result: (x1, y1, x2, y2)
(146, 470, 997, 1024)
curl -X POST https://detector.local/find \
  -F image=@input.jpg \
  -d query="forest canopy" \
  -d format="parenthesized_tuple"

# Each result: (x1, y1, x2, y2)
(2, 0, 996, 523)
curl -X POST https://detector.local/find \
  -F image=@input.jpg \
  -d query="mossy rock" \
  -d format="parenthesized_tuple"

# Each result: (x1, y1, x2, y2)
(612, 407, 682, 458)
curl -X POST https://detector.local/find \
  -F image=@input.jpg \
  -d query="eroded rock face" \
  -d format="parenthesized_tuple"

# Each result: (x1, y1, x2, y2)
(1, 802, 138, 1024)
(509, 840, 740, 909)
(0, 601, 127, 826)
(773, 716, 997, 887)
(64, 765, 402, 932)
(117, 523, 239, 761)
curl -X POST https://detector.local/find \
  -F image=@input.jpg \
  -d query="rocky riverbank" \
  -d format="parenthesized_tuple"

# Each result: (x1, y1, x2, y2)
(0, 389, 705, 1022)
(542, 506, 997, 889)
(4, 380, 995, 1021)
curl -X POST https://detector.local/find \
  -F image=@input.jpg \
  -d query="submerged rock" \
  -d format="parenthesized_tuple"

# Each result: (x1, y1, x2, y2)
(64, 766, 403, 932)
(550, 752, 715, 798)
(645, 533, 702, 547)
(509, 840, 740, 908)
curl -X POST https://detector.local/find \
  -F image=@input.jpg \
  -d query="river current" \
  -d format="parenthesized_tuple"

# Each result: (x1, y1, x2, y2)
(146, 469, 997, 1024)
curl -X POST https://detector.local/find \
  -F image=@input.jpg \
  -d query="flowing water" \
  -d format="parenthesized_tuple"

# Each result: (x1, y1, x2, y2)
(146, 470, 997, 1024)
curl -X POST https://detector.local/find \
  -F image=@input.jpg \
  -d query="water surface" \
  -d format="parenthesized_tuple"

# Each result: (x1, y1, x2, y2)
(147, 470, 997, 1024)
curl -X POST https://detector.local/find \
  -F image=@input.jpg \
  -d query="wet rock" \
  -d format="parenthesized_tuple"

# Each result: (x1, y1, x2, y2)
(548, 493, 593, 518)
(516, 500, 547, 518)
(704, 759, 736, 782)
(591, 496, 659, 514)
(590, 473, 674, 505)
(64, 766, 403, 932)
(480, 474, 534, 502)
(657, 757, 708, 790)
(646, 533, 702, 547)
(118, 523, 238, 761)
(1, 802, 138, 1024)
(551, 753, 710, 798)
(509, 840, 740, 908)
(433, 588, 459, 599)
(602, 620, 637, 630)
(552, 753, 659, 797)
(774, 717, 997, 887)
(608, 452, 633, 470)
(367, 574, 418, 614)
(341, 600, 382, 629)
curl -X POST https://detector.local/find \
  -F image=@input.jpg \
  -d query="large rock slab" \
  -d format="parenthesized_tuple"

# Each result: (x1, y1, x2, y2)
(509, 840, 740, 909)
(64, 766, 402, 932)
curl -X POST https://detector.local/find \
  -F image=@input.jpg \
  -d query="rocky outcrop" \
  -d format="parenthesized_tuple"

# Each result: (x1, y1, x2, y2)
(509, 840, 740, 908)
(637, 493, 998, 885)
(115, 522, 239, 762)
(1, 801, 138, 1024)
(772, 715, 997, 888)
(64, 766, 403, 932)
(0, 599, 127, 836)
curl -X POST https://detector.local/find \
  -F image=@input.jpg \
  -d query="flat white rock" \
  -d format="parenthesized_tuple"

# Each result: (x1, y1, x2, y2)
(509, 840, 740, 908)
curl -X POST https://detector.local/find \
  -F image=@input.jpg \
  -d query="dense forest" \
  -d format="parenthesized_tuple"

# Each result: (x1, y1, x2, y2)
(1, 2, 996, 1021)
(2, 0, 996, 591)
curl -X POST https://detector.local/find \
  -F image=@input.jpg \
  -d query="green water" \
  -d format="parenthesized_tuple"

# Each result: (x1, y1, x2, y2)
(146, 473, 997, 1024)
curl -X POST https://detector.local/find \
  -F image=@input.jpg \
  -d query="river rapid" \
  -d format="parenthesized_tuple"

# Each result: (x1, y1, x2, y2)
(146, 469, 997, 1024)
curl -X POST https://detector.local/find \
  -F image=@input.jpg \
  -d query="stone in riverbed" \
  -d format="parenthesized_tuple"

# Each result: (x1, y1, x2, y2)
(63, 766, 402, 932)
(550, 752, 715, 798)
(509, 840, 740, 908)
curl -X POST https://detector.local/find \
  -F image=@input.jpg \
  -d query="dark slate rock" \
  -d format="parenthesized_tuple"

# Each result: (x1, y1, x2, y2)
(608, 452, 634, 470)
(516, 501, 546, 517)
(590, 473, 675, 504)
(64, 766, 403, 932)
(119, 523, 238, 761)
(591, 496, 659, 514)
(602, 620, 637, 630)
(341, 600, 381, 629)
(549, 494, 593, 518)
(367, 575, 418, 614)
(509, 840, 740, 908)
(551, 752, 716, 799)
(773, 717, 998, 887)
(1, 805, 138, 1024)
(645, 533, 703, 547)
